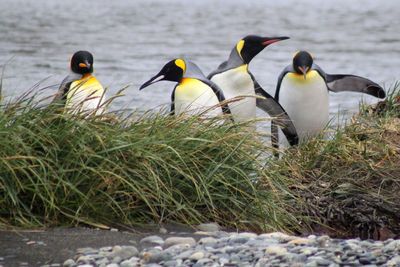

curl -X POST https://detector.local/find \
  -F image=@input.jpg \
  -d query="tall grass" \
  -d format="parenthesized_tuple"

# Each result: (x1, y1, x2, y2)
(0, 89, 298, 232)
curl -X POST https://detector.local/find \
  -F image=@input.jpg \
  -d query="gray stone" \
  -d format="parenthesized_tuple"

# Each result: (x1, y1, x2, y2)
(140, 235, 165, 247)
(120, 257, 139, 267)
(174, 249, 195, 260)
(147, 251, 173, 263)
(164, 237, 196, 248)
(315, 257, 331, 266)
(259, 232, 296, 242)
(387, 256, 400, 266)
(229, 235, 249, 244)
(105, 264, 119, 267)
(198, 237, 218, 245)
(95, 258, 109, 266)
(108, 246, 138, 260)
(189, 251, 205, 260)
(77, 255, 95, 263)
(266, 245, 288, 255)
(161, 260, 180, 267)
(193, 258, 213, 267)
(111, 256, 122, 263)
(142, 264, 162, 267)
(63, 259, 75, 266)
(196, 223, 220, 232)
(159, 227, 168, 234)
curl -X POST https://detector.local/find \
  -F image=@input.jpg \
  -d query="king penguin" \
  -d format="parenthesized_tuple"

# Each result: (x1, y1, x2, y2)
(273, 50, 385, 145)
(57, 51, 105, 115)
(140, 58, 230, 117)
(208, 35, 298, 146)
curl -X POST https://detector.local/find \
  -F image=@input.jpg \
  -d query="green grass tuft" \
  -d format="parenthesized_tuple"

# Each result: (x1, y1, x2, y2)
(0, 90, 298, 233)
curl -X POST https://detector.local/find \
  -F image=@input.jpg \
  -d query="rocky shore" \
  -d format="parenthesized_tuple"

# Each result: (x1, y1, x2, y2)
(3, 224, 399, 267)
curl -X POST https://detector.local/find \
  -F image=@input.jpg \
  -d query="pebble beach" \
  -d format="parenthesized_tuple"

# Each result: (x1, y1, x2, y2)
(7, 224, 398, 267)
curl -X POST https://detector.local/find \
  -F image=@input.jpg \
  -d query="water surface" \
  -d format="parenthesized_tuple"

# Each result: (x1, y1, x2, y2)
(0, 0, 399, 121)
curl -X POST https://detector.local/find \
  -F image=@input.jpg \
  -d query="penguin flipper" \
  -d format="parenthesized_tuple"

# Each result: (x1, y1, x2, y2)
(170, 87, 176, 115)
(54, 73, 82, 104)
(326, 74, 385, 98)
(205, 80, 232, 115)
(255, 85, 299, 146)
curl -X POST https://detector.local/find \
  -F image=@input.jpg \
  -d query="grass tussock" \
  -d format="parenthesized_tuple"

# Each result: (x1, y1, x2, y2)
(266, 82, 400, 239)
(0, 89, 298, 233)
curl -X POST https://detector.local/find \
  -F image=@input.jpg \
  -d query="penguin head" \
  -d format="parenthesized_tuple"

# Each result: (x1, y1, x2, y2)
(292, 51, 313, 79)
(140, 59, 185, 90)
(236, 35, 289, 64)
(70, 50, 94, 74)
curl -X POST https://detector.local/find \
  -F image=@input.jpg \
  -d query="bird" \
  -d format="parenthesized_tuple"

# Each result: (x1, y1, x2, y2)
(140, 58, 230, 117)
(208, 35, 298, 146)
(56, 50, 105, 115)
(272, 50, 385, 145)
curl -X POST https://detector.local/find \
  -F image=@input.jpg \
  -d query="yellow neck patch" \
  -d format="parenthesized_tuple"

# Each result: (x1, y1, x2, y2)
(175, 59, 186, 73)
(288, 70, 320, 83)
(236, 40, 245, 60)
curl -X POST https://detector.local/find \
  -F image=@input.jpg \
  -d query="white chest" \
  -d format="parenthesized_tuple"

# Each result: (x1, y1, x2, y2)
(210, 65, 256, 122)
(279, 71, 329, 141)
(174, 78, 222, 117)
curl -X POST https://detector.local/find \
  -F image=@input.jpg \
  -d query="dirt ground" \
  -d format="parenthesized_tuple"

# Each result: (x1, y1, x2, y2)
(0, 224, 202, 267)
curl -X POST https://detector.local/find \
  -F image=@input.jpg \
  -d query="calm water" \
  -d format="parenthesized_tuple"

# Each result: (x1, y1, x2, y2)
(0, 0, 399, 121)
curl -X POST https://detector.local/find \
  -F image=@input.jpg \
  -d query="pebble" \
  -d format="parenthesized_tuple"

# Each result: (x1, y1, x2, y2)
(196, 223, 220, 232)
(43, 229, 400, 267)
(140, 235, 165, 247)
(164, 237, 196, 248)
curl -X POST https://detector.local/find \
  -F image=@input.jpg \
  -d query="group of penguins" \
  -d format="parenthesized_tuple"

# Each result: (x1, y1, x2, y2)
(58, 35, 385, 149)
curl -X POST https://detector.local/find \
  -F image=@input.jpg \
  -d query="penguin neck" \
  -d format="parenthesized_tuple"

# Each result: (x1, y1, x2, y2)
(227, 48, 246, 69)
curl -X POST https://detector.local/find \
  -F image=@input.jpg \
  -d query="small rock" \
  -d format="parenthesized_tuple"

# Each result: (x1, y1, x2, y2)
(196, 223, 220, 232)
(194, 231, 216, 236)
(288, 238, 310, 245)
(110, 228, 118, 232)
(63, 259, 75, 266)
(159, 227, 168, 235)
(193, 258, 213, 267)
(266, 245, 287, 255)
(140, 235, 165, 246)
(120, 257, 139, 267)
(108, 246, 138, 260)
(99, 247, 113, 252)
(387, 256, 400, 266)
(162, 260, 180, 267)
(111, 256, 122, 263)
(164, 237, 196, 248)
(105, 264, 119, 267)
(189, 251, 205, 260)
(259, 232, 295, 242)
(77, 255, 95, 263)
(238, 232, 258, 239)
(198, 237, 218, 245)
(146, 251, 173, 263)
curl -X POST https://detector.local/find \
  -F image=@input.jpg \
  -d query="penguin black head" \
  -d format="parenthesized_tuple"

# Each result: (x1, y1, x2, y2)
(292, 51, 313, 79)
(237, 35, 289, 64)
(140, 59, 185, 90)
(70, 51, 94, 74)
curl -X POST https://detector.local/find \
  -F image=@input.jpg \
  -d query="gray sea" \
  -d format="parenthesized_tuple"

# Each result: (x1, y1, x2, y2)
(0, 0, 399, 123)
